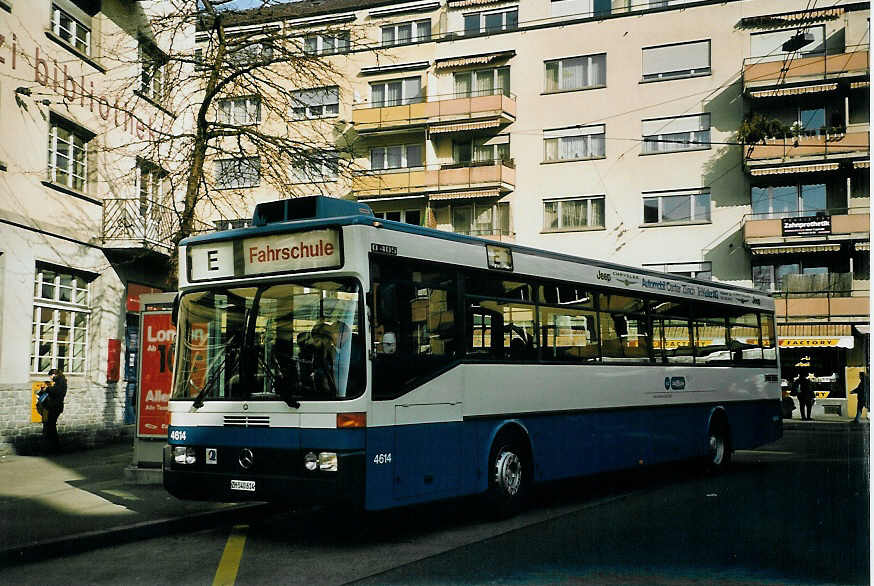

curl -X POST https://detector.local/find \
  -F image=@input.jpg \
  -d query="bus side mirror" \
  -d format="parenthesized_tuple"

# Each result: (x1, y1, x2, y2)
(171, 293, 180, 326)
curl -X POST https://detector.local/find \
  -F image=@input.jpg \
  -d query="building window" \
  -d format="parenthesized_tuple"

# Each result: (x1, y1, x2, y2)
(452, 136, 510, 165)
(543, 196, 605, 232)
(291, 86, 339, 119)
(370, 144, 423, 170)
(215, 157, 260, 189)
(213, 218, 252, 231)
(381, 19, 431, 46)
(752, 261, 847, 294)
(303, 32, 350, 55)
(370, 77, 422, 107)
(32, 265, 90, 374)
(291, 155, 339, 183)
(48, 115, 91, 193)
(137, 160, 167, 241)
(140, 42, 168, 102)
(643, 261, 712, 281)
(218, 96, 261, 125)
(751, 184, 826, 218)
(228, 41, 274, 65)
(454, 67, 510, 97)
(464, 8, 518, 35)
(52, 1, 91, 55)
(642, 113, 710, 154)
(642, 40, 710, 81)
(434, 201, 510, 236)
(750, 26, 825, 62)
(550, 0, 611, 18)
(543, 125, 606, 162)
(374, 209, 422, 225)
(643, 189, 711, 225)
(545, 54, 606, 92)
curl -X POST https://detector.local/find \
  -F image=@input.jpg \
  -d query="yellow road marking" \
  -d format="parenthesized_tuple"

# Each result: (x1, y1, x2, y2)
(213, 524, 248, 586)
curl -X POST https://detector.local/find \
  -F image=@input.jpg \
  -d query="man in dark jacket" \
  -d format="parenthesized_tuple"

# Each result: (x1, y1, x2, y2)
(852, 372, 868, 423)
(796, 370, 815, 421)
(40, 369, 67, 452)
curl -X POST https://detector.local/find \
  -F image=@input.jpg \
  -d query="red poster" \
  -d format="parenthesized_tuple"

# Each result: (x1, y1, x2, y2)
(138, 312, 175, 438)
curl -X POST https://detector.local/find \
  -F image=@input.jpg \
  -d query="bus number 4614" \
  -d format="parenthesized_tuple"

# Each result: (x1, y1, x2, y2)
(373, 453, 392, 464)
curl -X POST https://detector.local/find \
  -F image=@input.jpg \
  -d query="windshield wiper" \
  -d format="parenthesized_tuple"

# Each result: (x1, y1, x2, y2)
(192, 335, 239, 409)
(257, 353, 300, 409)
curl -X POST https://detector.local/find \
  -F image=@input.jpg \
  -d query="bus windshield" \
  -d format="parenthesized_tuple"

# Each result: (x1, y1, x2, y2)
(172, 279, 364, 403)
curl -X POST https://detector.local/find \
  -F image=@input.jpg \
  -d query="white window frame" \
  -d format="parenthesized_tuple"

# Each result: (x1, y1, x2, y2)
(370, 144, 424, 170)
(381, 19, 431, 46)
(52, 2, 91, 55)
(215, 157, 261, 189)
(543, 124, 606, 162)
(303, 31, 350, 55)
(464, 7, 518, 35)
(48, 116, 90, 193)
(291, 154, 339, 183)
(290, 86, 339, 119)
(453, 67, 510, 98)
(434, 201, 510, 236)
(218, 96, 262, 125)
(370, 77, 422, 107)
(641, 113, 710, 154)
(642, 39, 711, 81)
(642, 189, 711, 225)
(139, 42, 168, 102)
(32, 265, 91, 375)
(543, 195, 606, 232)
(544, 53, 606, 93)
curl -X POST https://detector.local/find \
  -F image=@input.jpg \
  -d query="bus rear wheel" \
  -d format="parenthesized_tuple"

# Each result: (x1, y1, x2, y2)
(705, 422, 731, 473)
(485, 433, 529, 518)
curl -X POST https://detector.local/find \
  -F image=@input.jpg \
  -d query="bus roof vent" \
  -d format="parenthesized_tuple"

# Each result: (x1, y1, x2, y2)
(252, 196, 374, 226)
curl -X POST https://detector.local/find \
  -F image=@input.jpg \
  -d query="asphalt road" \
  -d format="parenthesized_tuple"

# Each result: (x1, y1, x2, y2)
(1, 424, 868, 585)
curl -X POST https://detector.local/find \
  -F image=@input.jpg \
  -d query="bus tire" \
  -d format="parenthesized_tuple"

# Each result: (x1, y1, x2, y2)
(705, 420, 731, 474)
(485, 431, 529, 518)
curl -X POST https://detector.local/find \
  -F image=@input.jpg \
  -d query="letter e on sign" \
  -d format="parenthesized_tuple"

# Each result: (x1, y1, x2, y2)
(188, 241, 235, 281)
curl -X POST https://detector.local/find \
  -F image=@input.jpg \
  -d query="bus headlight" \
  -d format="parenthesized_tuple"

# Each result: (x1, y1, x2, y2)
(174, 446, 196, 465)
(318, 452, 338, 472)
(304, 452, 318, 471)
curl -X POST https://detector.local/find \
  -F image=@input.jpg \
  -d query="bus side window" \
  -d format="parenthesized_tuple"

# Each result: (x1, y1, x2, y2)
(728, 311, 763, 363)
(650, 300, 692, 364)
(598, 294, 651, 364)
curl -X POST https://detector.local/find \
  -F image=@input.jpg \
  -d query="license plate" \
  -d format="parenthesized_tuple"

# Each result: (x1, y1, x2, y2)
(230, 479, 255, 492)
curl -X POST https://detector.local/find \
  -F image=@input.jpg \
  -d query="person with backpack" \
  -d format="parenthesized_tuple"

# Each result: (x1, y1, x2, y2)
(38, 369, 67, 452)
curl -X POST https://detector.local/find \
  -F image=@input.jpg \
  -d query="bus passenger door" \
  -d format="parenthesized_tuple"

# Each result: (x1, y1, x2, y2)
(393, 401, 462, 501)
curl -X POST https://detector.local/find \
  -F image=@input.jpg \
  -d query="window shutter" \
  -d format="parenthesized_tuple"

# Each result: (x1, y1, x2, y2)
(642, 40, 709, 76)
(642, 113, 709, 136)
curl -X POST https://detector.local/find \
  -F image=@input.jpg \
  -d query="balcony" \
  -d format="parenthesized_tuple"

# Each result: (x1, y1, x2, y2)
(103, 199, 176, 254)
(743, 46, 869, 93)
(743, 207, 870, 247)
(772, 274, 869, 321)
(352, 90, 516, 135)
(352, 160, 516, 199)
(744, 131, 869, 172)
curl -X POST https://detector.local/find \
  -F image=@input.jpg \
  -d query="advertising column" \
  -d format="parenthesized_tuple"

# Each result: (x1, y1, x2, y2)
(138, 312, 175, 438)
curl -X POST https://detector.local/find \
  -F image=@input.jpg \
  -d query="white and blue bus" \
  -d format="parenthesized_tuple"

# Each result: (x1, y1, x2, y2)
(163, 196, 781, 515)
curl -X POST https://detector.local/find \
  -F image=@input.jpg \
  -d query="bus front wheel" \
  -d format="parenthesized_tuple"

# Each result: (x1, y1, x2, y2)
(705, 421, 731, 473)
(485, 432, 529, 518)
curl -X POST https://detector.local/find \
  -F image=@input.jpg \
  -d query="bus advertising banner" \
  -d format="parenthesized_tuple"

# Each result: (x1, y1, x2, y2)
(137, 312, 175, 438)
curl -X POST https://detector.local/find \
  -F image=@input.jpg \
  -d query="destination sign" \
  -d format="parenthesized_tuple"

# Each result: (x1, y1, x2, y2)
(187, 229, 341, 281)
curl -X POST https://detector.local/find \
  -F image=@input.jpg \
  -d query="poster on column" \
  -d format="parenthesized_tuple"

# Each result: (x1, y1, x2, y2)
(138, 312, 176, 438)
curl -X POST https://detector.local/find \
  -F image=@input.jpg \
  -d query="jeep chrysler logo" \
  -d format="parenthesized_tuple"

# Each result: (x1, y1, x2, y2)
(596, 270, 612, 282)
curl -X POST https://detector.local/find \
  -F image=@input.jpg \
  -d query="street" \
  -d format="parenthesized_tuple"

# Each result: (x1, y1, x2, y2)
(0, 423, 868, 585)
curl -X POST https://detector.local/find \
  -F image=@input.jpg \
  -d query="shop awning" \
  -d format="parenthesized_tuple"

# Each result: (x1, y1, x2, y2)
(738, 7, 843, 29)
(855, 242, 870, 251)
(778, 324, 854, 348)
(749, 83, 837, 98)
(428, 119, 503, 135)
(751, 244, 841, 255)
(447, 0, 507, 8)
(749, 163, 840, 176)
(435, 50, 516, 70)
(430, 189, 501, 201)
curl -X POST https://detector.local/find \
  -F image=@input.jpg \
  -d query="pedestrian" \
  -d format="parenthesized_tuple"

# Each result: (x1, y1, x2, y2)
(852, 371, 869, 423)
(38, 368, 67, 452)
(796, 369, 815, 421)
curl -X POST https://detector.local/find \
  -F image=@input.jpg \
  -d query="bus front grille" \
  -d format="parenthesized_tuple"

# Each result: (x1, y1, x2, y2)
(223, 415, 271, 428)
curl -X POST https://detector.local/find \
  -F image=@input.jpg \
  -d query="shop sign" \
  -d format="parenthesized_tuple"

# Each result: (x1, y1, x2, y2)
(779, 337, 854, 348)
(138, 312, 175, 438)
(781, 215, 831, 236)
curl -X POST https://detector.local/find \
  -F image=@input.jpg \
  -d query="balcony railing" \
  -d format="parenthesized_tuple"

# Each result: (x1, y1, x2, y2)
(352, 160, 516, 198)
(773, 284, 870, 320)
(352, 89, 517, 133)
(743, 207, 870, 242)
(743, 45, 869, 90)
(103, 198, 176, 253)
(744, 131, 869, 166)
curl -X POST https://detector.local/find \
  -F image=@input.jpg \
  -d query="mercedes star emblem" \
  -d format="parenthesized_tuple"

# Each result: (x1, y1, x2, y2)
(238, 448, 255, 470)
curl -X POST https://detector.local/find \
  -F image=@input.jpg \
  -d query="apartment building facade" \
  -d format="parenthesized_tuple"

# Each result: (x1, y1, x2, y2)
(207, 0, 869, 406)
(0, 0, 193, 452)
(207, 0, 869, 407)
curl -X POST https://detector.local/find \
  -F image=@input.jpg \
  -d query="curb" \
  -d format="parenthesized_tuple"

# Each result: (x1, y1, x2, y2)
(0, 502, 271, 568)
(783, 419, 868, 432)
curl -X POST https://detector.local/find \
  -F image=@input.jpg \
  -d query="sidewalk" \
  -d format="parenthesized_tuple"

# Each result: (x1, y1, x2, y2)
(0, 441, 266, 566)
